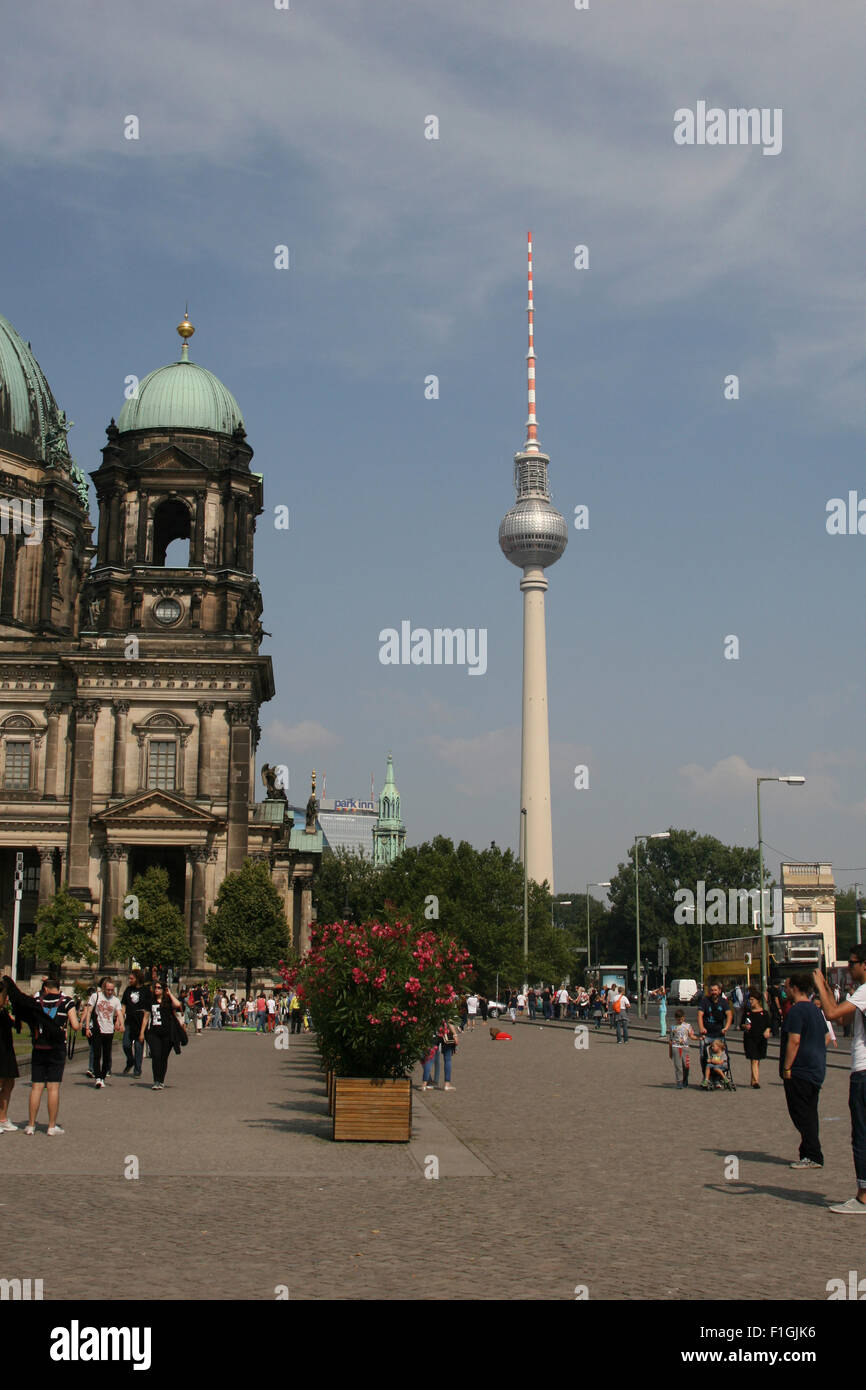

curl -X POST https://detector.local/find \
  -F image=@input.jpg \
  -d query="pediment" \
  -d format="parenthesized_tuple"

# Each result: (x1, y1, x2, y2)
(136, 444, 210, 475)
(95, 789, 221, 826)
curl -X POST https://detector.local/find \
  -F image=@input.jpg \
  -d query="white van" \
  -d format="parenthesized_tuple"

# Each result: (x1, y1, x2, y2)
(669, 978, 699, 1003)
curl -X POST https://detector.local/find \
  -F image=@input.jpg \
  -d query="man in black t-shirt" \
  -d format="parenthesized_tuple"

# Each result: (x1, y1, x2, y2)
(781, 974, 828, 1169)
(697, 984, 733, 1085)
(120, 970, 151, 1077)
(26, 977, 80, 1135)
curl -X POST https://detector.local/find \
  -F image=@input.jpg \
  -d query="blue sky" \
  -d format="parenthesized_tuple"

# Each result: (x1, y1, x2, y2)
(2, 0, 865, 895)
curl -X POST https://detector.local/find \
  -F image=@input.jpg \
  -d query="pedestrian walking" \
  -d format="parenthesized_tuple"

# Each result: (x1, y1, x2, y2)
(591, 991, 603, 1030)
(141, 980, 185, 1090)
(528, 986, 537, 1020)
(120, 970, 150, 1076)
(740, 987, 771, 1088)
(255, 992, 268, 1033)
(266, 994, 277, 1032)
(0, 979, 20, 1131)
(814, 954, 866, 1212)
(439, 1018, 459, 1090)
(697, 984, 733, 1086)
(83, 978, 123, 1088)
(289, 991, 303, 1033)
(16, 976, 81, 1135)
(467, 993, 479, 1029)
(668, 1009, 696, 1088)
(612, 986, 630, 1043)
(780, 974, 828, 1169)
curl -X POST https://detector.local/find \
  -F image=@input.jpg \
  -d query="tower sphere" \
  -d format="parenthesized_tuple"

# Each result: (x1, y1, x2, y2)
(499, 495, 568, 569)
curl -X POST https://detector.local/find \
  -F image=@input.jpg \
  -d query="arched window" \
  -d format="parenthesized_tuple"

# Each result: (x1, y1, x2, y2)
(0, 714, 37, 790)
(152, 497, 191, 567)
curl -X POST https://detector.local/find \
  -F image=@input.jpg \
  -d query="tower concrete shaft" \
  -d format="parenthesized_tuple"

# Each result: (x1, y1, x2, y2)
(518, 566, 554, 891)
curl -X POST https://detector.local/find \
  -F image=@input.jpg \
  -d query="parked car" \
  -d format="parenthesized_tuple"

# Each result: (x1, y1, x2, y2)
(486, 999, 508, 1018)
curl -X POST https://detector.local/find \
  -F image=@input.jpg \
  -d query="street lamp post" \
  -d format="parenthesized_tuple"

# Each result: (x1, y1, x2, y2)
(586, 881, 611, 973)
(756, 775, 805, 997)
(634, 832, 670, 1018)
(855, 883, 862, 948)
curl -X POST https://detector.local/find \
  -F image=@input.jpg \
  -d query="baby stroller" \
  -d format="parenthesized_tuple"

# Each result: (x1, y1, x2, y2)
(700, 1035, 736, 1091)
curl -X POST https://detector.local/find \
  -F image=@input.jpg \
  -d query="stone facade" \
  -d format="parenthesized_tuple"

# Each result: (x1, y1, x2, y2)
(0, 317, 320, 980)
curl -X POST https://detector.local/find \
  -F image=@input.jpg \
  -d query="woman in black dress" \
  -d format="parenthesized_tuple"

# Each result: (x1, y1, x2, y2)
(0, 979, 21, 1131)
(741, 987, 771, 1088)
(140, 980, 184, 1090)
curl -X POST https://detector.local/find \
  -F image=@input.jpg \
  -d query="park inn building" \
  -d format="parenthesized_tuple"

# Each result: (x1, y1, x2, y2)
(0, 311, 322, 981)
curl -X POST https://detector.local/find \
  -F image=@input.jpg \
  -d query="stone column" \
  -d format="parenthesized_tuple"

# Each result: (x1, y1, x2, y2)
(136, 491, 149, 561)
(225, 703, 251, 872)
(300, 879, 313, 957)
(188, 845, 210, 971)
(38, 847, 56, 906)
(103, 845, 129, 962)
(111, 701, 130, 797)
(196, 702, 214, 798)
(109, 489, 122, 565)
(67, 701, 100, 894)
(58, 847, 67, 888)
(223, 490, 236, 568)
(194, 491, 206, 565)
(97, 495, 110, 565)
(42, 702, 62, 800)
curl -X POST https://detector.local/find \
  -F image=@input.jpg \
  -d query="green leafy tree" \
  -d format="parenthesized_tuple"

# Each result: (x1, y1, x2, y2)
(32, 888, 98, 975)
(205, 858, 290, 996)
(378, 835, 570, 991)
(313, 847, 382, 925)
(604, 829, 766, 985)
(111, 866, 189, 974)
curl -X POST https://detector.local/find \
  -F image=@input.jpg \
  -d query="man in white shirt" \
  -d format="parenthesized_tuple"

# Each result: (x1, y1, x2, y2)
(557, 987, 570, 1021)
(466, 994, 479, 1030)
(814, 949, 866, 1213)
(612, 987, 631, 1044)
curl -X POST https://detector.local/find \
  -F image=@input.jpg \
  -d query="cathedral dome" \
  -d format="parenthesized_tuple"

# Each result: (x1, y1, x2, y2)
(0, 312, 65, 461)
(117, 318, 244, 436)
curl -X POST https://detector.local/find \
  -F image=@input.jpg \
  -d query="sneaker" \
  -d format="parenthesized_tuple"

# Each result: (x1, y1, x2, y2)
(95, 1079, 104, 1089)
(0, 1120, 18, 1131)
(152, 1084, 160, 1090)
(85, 1069, 95, 1078)
(829, 1196, 866, 1214)
(790, 1157, 823, 1169)
(47, 1125, 65, 1136)
(24, 1125, 35, 1135)
(443, 1084, 455, 1091)
(700, 1081, 709, 1090)
(675, 1083, 683, 1089)
(123, 1064, 133, 1075)
(133, 1071, 142, 1077)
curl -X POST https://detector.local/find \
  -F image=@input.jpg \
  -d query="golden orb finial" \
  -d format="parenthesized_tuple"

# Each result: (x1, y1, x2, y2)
(177, 309, 195, 341)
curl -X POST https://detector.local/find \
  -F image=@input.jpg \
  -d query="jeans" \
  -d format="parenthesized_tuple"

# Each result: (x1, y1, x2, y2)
(422, 1048, 438, 1084)
(122, 1027, 143, 1073)
(93, 1031, 113, 1081)
(212, 1011, 222, 1030)
(850, 1070, 866, 1189)
(593, 1012, 602, 1029)
(614, 1013, 629, 1043)
(528, 1002, 536, 1019)
(256, 1012, 267, 1032)
(147, 1032, 171, 1085)
(442, 1045, 454, 1082)
(784, 1075, 823, 1164)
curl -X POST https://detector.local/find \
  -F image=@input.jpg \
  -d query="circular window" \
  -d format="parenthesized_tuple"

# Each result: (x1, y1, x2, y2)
(153, 597, 182, 626)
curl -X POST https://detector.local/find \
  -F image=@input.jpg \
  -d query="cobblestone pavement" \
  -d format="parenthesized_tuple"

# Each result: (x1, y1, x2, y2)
(0, 1019, 857, 1300)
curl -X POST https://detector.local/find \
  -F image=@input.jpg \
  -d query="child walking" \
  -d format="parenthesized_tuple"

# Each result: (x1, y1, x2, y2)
(669, 1009, 696, 1089)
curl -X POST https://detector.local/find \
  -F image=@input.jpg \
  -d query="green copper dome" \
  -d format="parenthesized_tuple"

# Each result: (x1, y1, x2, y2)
(0, 312, 65, 461)
(117, 321, 244, 436)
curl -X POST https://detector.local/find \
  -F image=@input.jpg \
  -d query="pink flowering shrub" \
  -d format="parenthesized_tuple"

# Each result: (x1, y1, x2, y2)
(280, 920, 471, 1078)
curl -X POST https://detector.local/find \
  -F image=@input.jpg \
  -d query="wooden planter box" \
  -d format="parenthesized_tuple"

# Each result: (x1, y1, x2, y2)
(327, 1069, 335, 1115)
(332, 1076, 412, 1142)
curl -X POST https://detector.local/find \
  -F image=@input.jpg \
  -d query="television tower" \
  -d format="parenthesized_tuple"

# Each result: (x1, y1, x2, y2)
(498, 233, 568, 891)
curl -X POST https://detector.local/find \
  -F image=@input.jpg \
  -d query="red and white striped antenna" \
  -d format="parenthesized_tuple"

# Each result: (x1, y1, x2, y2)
(525, 231, 539, 453)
